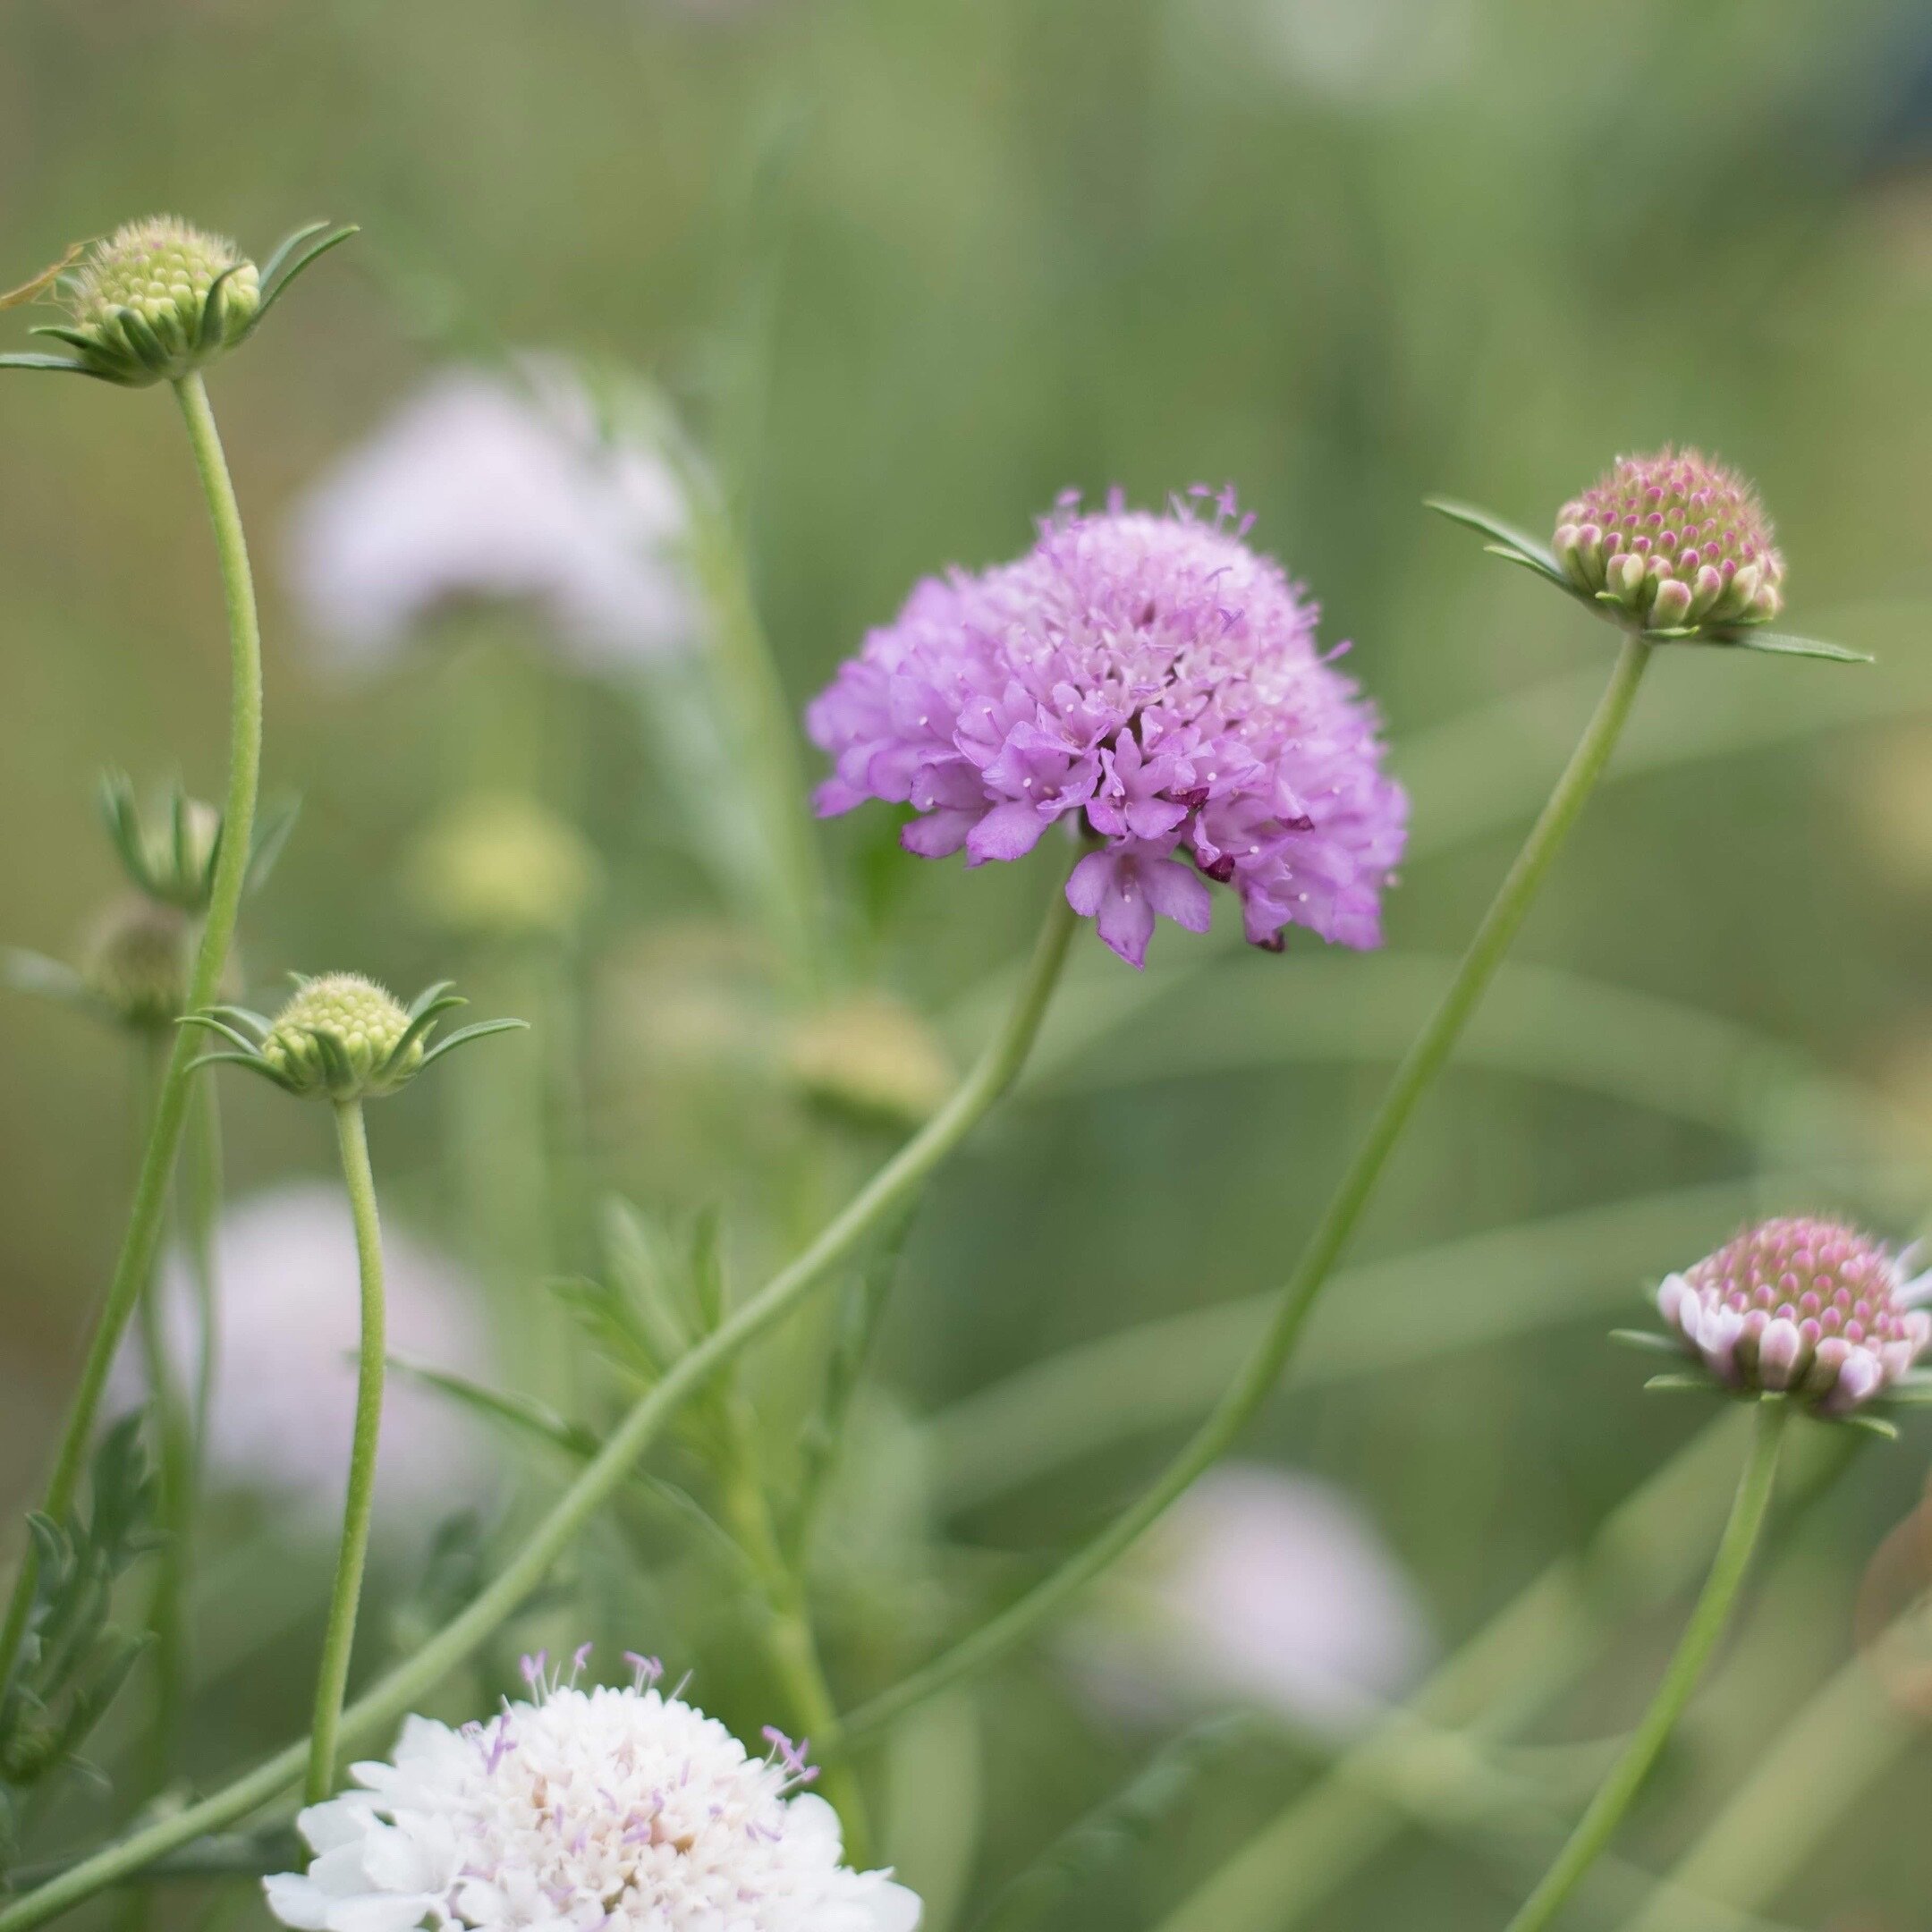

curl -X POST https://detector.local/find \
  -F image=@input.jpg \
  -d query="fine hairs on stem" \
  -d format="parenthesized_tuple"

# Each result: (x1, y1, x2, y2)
(1504, 1396, 1792, 1932)
(0, 370, 264, 1694)
(307, 1100, 389, 1805)
(835, 635, 1655, 1747)
(0, 881, 1080, 1932)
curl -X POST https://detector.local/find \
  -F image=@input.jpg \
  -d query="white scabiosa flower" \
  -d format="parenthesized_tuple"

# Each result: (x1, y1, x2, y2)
(284, 357, 697, 674)
(264, 1653, 920, 1932)
(1078, 1465, 1434, 1739)
(115, 1184, 495, 1525)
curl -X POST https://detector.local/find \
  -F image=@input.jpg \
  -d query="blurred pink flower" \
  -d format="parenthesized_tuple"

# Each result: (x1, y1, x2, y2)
(1080, 1464, 1434, 1737)
(284, 358, 697, 674)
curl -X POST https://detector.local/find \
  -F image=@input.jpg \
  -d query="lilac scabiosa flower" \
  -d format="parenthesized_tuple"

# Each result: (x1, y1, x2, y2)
(1657, 1217, 1932, 1416)
(1554, 448, 1784, 635)
(285, 358, 696, 674)
(807, 489, 1406, 968)
(264, 1650, 919, 1932)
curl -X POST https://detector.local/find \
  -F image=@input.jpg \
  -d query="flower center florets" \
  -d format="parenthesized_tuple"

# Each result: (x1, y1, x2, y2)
(1658, 1216, 1931, 1414)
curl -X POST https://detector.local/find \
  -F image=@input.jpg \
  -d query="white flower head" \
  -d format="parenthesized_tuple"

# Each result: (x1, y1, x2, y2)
(114, 1183, 496, 1526)
(265, 1651, 920, 1932)
(1079, 1464, 1434, 1739)
(285, 357, 698, 674)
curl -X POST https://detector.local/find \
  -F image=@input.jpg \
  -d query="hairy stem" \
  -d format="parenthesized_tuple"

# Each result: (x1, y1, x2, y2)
(1504, 1396, 1791, 1932)
(836, 636, 1654, 1746)
(0, 881, 1080, 1930)
(0, 371, 263, 1692)
(306, 1102, 388, 1806)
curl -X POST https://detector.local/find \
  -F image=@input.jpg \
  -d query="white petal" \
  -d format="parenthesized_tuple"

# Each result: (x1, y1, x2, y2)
(867, 1880, 925, 1932)
(1756, 1318, 1803, 1390)
(263, 1875, 334, 1931)
(298, 1798, 379, 1856)
(1836, 1346, 1882, 1407)
(326, 1894, 441, 1932)
(1657, 1273, 1690, 1328)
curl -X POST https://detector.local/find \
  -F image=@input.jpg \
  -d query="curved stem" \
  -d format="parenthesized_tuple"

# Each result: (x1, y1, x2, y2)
(0, 371, 263, 1692)
(307, 1102, 387, 1806)
(836, 636, 1655, 1747)
(1504, 1396, 1792, 1932)
(0, 880, 1080, 1931)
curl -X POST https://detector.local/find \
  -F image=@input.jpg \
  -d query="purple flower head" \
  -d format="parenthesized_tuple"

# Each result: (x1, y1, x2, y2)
(807, 489, 1407, 967)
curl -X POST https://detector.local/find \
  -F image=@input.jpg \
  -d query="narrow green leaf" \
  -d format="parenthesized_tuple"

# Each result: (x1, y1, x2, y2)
(405, 979, 458, 1024)
(1425, 496, 1563, 576)
(1480, 543, 1572, 588)
(1701, 628, 1874, 665)
(390, 994, 466, 1065)
(0, 352, 90, 374)
(387, 1356, 599, 1460)
(1843, 1411, 1900, 1441)
(249, 225, 359, 329)
(179, 1013, 266, 1055)
(196, 263, 246, 352)
(253, 220, 335, 292)
(417, 1017, 530, 1068)
(245, 795, 301, 896)
(1645, 1371, 1722, 1394)
(1609, 1328, 1683, 1357)
(690, 1206, 726, 1332)
(187, 1050, 298, 1089)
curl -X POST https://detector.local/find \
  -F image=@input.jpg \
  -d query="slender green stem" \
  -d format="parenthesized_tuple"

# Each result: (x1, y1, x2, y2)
(719, 1396, 873, 1865)
(182, 1066, 225, 1473)
(307, 1101, 388, 1806)
(0, 881, 1079, 1931)
(1504, 1396, 1791, 1932)
(837, 636, 1655, 1747)
(0, 371, 263, 1694)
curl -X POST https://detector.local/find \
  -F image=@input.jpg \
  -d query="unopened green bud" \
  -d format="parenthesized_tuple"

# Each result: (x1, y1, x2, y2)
(1, 215, 354, 388)
(186, 972, 526, 1101)
(80, 898, 193, 1032)
(1553, 447, 1785, 636)
(403, 792, 600, 942)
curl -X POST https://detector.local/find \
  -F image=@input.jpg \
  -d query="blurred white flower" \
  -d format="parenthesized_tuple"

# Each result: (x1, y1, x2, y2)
(116, 1183, 496, 1528)
(284, 357, 698, 674)
(1078, 1463, 1434, 1739)
(1175, 0, 1472, 109)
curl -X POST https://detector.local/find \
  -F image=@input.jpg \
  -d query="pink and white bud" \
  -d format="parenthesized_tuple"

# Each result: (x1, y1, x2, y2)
(1554, 448, 1785, 633)
(1656, 1217, 1930, 1414)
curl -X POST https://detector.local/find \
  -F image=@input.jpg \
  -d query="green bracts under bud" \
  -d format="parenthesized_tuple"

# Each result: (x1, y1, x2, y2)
(0, 215, 356, 388)
(185, 972, 526, 1102)
(99, 772, 298, 915)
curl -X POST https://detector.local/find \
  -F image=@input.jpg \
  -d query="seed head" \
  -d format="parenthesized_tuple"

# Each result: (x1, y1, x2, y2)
(263, 974, 422, 1099)
(1554, 448, 1784, 635)
(81, 898, 193, 1031)
(1658, 1216, 1932, 1415)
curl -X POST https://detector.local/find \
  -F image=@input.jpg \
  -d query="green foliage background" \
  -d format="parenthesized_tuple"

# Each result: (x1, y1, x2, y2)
(3, 0, 1931, 1925)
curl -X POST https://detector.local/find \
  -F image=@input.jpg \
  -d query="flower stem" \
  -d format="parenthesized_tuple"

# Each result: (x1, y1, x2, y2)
(0, 371, 262, 1695)
(0, 880, 1080, 1931)
(719, 1396, 873, 1865)
(306, 1100, 388, 1807)
(1504, 1395, 1792, 1932)
(835, 634, 1656, 1747)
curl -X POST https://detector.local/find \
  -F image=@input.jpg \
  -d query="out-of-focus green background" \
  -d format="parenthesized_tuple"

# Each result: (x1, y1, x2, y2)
(4, 0, 1932, 1926)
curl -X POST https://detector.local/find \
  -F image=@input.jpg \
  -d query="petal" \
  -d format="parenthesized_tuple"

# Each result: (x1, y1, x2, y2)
(326, 1894, 442, 1932)
(1094, 870, 1157, 968)
(966, 800, 1053, 864)
(902, 809, 977, 859)
(1139, 857, 1213, 933)
(263, 1876, 334, 1931)
(868, 1880, 925, 1932)
(1065, 848, 1120, 919)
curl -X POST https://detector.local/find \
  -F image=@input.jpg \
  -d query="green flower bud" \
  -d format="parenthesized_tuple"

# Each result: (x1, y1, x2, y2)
(403, 792, 600, 942)
(1553, 448, 1785, 636)
(80, 898, 193, 1032)
(786, 993, 955, 1131)
(185, 973, 527, 1101)
(1, 215, 355, 387)
(261, 974, 423, 1099)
